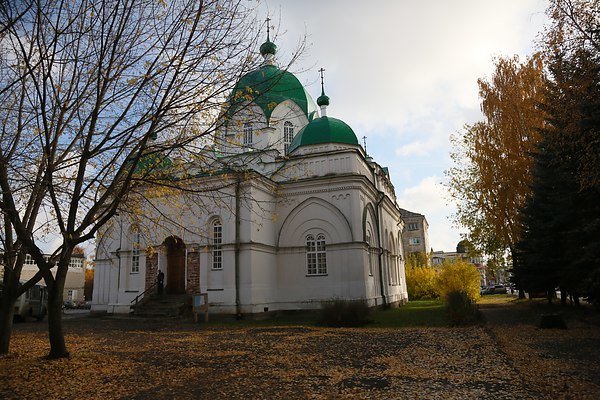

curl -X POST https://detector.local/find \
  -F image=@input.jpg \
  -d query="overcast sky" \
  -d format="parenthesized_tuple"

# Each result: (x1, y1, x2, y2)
(259, 0, 549, 253)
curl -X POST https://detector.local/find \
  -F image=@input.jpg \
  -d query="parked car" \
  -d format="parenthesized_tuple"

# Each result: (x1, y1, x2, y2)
(63, 300, 77, 309)
(482, 284, 508, 295)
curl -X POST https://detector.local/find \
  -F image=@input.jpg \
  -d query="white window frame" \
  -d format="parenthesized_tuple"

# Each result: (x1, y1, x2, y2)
(24, 254, 35, 266)
(408, 222, 418, 231)
(306, 234, 327, 275)
(284, 121, 294, 153)
(243, 123, 253, 147)
(131, 229, 140, 273)
(69, 257, 84, 268)
(409, 237, 421, 245)
(212, 220, 223, 270)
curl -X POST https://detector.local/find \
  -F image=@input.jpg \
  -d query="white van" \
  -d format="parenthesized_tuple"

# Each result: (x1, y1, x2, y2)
(1, 283, 48, 321)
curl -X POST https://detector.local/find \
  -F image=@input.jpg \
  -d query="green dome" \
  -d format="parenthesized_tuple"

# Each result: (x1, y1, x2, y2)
(317, 94, 329, 106)
(259, 40, 277, 56)
(287, 116, 359, 153)
(228, 65, 317, 123)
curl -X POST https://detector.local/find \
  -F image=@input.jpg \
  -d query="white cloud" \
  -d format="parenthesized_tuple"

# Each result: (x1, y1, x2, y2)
(267, 0, 547, 133)
(398, 176, 446, 214)
(395, 140, 435, 157)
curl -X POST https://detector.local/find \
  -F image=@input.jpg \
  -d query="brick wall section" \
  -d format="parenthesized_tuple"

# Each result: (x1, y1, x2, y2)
(145, 252, 158, 291)
(186, 249, 200, 294)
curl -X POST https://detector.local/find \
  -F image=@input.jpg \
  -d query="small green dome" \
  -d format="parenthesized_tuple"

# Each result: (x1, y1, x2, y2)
(228, 65, 317, 122)
(287, 116, 358, 153)
(259, 40, 277, 56)
(134, 152, 172, 175)
(317, 94, 329, 106)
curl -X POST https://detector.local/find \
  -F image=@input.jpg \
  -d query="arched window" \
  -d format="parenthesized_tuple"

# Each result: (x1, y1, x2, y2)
(131, 228, 140, 273)
(389, 236, 397, 285)
(212, 220, 223, 270)
(366, 232, 372, 276)
(243, 123, 253, 147)
(366, 223, 374, 276)
(284, 121, 294, 153)
(306, 234, 327, 275)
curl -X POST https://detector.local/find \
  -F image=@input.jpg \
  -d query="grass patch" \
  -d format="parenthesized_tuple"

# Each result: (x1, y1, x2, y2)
(371, 300, 448, 328)
(205, 300, 449, 328)
(317, 299, 372, 327)
(477, 294, 519, 305)
(203, 298, 595, 329)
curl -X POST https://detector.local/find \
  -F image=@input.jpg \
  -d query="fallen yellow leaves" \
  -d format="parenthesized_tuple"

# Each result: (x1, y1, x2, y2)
(1, 312, 598, 399)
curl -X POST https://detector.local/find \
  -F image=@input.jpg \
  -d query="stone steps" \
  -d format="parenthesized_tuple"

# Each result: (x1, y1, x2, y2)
(132, 294, 190, 317)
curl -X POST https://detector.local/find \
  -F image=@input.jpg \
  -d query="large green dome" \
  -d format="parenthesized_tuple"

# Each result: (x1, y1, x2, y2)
(228, 65, 317, 123)
(287, 116, 359, 153)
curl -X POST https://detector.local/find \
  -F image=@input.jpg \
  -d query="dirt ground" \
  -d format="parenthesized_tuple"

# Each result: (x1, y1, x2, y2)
(1, 301, 599, 399)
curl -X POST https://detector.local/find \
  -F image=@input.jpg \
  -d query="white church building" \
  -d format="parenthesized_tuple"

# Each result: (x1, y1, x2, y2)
(92, 32, 409, 315)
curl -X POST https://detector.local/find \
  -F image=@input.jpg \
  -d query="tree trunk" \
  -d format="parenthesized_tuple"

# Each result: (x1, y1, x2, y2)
(46, 265, 69, 359)
(0, 295, 16, 354)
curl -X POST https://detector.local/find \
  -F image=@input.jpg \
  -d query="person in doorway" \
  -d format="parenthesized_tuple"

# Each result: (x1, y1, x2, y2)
(157, 269, 164, 295)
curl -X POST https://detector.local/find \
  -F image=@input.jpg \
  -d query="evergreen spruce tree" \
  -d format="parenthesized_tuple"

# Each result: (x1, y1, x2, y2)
(517, 48, 600, 306)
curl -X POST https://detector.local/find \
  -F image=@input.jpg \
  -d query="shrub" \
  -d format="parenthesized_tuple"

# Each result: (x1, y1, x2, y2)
(445, 290, 480, 326)
(406, 266, 439, 300)
(317, 299, 372, 327)
(436, 259, 481, 302)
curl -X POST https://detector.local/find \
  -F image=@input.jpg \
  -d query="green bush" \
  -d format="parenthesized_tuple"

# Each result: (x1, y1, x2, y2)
(406, 266, 439, 299)
(317, 299, 372, 327)
(445, 290, 480, 326)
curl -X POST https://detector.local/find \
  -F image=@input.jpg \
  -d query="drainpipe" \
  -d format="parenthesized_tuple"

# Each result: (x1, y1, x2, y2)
(115, 213, 123, 305)
(234, 178, 242, 318)
(375, 190, 387, 308)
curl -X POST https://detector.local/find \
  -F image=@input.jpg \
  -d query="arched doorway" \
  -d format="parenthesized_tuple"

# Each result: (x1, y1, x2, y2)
(164, 236, 186, 294)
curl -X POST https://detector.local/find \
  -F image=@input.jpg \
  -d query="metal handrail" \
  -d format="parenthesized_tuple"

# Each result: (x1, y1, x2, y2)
(131, 281, 158, 307)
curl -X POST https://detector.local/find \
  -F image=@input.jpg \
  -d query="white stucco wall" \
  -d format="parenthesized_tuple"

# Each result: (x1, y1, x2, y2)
(92, 97, 408, 313)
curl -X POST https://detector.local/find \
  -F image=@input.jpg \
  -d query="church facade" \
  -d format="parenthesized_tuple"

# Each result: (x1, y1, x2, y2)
(92, 34, 409, 315)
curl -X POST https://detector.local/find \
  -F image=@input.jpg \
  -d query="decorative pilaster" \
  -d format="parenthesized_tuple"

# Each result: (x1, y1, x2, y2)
(145, 250, 159, 291)
(186, 246, 200, 294)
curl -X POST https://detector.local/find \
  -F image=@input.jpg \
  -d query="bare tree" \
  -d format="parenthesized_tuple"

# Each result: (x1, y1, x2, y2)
(0, 0, 266, 358)
(0, 0, 34, 35)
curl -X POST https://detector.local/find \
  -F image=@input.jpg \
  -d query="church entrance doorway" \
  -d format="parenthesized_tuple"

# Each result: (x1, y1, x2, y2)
(164, 236, 186, 294)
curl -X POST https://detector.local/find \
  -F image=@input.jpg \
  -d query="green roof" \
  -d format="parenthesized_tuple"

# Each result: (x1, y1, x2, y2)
(228, 65, 317, 123)
(134, 152, 172, 175)
(287, 116, 359, 153)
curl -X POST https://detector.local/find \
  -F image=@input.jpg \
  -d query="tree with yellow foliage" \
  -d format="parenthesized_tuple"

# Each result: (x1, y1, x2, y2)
(446, 53, 547, 289)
